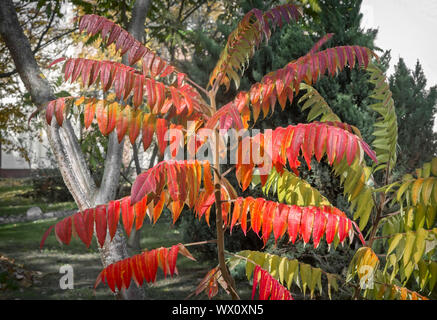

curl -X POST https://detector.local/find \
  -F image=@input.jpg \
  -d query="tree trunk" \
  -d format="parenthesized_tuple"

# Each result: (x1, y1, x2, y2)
(121, 0, 152, 252)
(0, 0, 150, 300)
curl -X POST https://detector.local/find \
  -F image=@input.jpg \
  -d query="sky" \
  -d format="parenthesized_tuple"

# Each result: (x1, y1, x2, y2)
(360, 0, 437, 130)
(360, 0, 437, 87)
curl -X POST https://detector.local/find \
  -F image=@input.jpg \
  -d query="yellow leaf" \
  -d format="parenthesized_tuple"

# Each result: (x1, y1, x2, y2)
(387, 233, 403, 256)
(402, 231, 416, 267)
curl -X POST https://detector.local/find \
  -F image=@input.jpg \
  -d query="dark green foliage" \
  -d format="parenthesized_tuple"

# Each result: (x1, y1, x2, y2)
(389, 58, 437, 175)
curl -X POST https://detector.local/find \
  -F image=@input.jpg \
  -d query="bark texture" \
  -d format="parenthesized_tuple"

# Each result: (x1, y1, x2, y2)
(0, 0, 150, 300)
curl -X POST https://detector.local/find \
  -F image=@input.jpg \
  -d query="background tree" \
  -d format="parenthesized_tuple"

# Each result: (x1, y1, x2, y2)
(389, 58, 437, 176)
(0, 0, 75, 162)
(0, 0, 154, 300)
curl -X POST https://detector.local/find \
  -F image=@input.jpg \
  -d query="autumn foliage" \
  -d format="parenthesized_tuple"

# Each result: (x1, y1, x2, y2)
(38, 3, 436, 300)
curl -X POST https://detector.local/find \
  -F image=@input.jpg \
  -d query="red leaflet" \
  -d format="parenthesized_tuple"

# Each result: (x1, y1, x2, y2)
(73, 211, 89, 247)
(121, 258, 132, 289)
(114, 65, 126, 100)
(128, 109, 142, 144)
(261, 201, 276, 245)
(107, 102, 118, 134)
(81, 59, 93, 86)
(308, 33, 334, 55)
(310, 55, 319, 85)
(153, 191, 166, 223)
(140, 252, 150, 283)
(312, 208, 327, 248)
(337, 216, 348, 243)
(168, 245, 179, 277)
(240, 197, 252, 235)
(344, 46, 355, 69)
(147, 250, 159, 282)
(300, 208, 314, 244)
(196, 267, 220, 299)
(89, 60, 101, 86)
(326, 127, 338, 165)
(141, 114, 155, 151)
(114, 262, 123, 291)
(171, 200, 184, 224)
(54, 98, 65, 126)
(336, 130, 347, 164)
(107, 200, 120, 241)
(288, 205, 302, 244)
(48, 57, 66, 68)
(158, 247, 169, 278)
(160, 65, 174, 78)
(203, 162, 214, 195)
(63, 58, 74, 82)
(326, 48, 337, 76)
(105, 264, 116, 292)
(145, 78, 156, 109)
(302, 123, 316, 169)
(288, 125, 304, 167)
(230, 198, 243, 233)
(45, 100, 55, 125)
(124, 72, 135, 100)
(336, 47, 346, 69)
(360, 140, 377, 163)
(133, 74, 144, 108)
(99, 62, 112, 91)
(346, 133, 358, 165)
(96, 101, 109, 135)
(314, 123, 328, 162)
(258, 268, 271, 300)
(166, 162, 180, 202)
(82, 99, 96, 129)
(116, 106, 129, 143)
(83, 208, 95, 248)
(273, 204, 288, 244)
(95, 205, 107, 248)
(261, 82, 274, 118)
(151, 58, 165, 77)
(95, 244, 194, 292)
(106, 22, 122, 46)
(154, 82, 165, 113)
(252, 266, 293, 300)
(134, 195, 148, 230)
(130, 254, 144, 287)
(55, 216, 72, 245)
(71, 58, 84, 83)
(156, 118, 168, 157)
(325, 213, 338, 245)
(251, 198, 265, 235)
(121, 197, 134, 237)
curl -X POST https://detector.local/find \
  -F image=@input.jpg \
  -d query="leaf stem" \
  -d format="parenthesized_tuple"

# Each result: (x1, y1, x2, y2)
(209, 89, 240, 300)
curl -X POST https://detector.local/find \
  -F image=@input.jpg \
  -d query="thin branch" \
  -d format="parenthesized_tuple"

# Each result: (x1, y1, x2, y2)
(32, 3, 57, 56)
(183, 239, 217, 247)
(181, 0, 207, 23)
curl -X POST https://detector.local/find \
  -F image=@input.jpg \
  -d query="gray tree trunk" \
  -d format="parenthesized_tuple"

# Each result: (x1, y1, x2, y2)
(0, 0, 151, 300)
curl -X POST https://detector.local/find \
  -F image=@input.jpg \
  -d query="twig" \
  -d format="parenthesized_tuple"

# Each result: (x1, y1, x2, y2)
(183, 239, 217, 247)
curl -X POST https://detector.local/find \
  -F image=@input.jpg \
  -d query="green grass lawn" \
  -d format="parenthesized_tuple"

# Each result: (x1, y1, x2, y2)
(0, 179, 252, 300)
(0, 214, 252, 300)
(0, 178, 77, 217)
